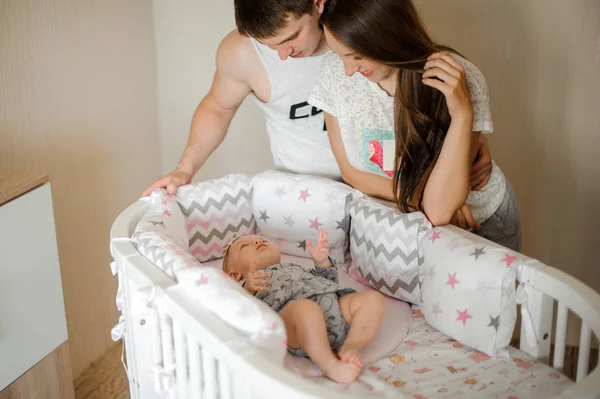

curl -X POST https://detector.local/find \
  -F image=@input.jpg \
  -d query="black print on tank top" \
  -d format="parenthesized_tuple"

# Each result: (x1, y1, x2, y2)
(289, 101, 328, 131)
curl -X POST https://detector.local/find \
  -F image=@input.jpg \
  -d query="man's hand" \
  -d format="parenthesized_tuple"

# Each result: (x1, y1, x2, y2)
(307, 229, 332, 268)
(244, 260, 270, 295)
(142, 167, 192, 197)
(470, 135, 493, 191)
(450, 204, 481, 231)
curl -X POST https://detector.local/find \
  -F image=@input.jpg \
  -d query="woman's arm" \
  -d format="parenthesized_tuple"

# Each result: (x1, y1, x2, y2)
(420, 52, 479, 226)
(325, 112, 395, 201)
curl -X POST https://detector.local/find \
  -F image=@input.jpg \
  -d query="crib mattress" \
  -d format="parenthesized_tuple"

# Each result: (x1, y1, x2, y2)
(307, 308, 573, 398)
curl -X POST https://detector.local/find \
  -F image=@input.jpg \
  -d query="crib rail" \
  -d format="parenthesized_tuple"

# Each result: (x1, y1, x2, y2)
(148, 286, 349, 399)
(518, 263, 600, 399)
(112, 200, 600, 399)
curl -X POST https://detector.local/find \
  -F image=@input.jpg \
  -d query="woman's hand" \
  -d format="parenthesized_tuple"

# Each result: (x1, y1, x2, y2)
(307, 229, 333, 268)
(422, 52, 473, 123)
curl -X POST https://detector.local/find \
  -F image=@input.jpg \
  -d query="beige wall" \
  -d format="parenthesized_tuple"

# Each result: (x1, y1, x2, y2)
(0, 0, 160, 376)
(152, 0, 274, 181)
(415, 0, 600, 342)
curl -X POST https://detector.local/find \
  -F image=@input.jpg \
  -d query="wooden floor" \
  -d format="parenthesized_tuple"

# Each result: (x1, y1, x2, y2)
(75, 341, 596, 398)
(74, 343, 129, 399)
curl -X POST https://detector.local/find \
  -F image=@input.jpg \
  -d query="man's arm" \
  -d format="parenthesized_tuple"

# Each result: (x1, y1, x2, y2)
(143, 31, 254, 196)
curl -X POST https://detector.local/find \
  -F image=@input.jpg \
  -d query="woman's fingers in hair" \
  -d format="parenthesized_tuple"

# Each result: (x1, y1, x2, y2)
(428, 52, 464, 74)
(421, 77, 448, 94)
(424, 59, 461, 80)
(422, 67, 458, 86)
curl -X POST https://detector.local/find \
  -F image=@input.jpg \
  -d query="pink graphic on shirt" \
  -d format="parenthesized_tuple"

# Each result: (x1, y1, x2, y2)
(456, 308, 473, 326)
(368, 140, 393, 176)
(446, 272, 460, 290)
(163, 209, 172, 218)
(298, 188, 311, 203)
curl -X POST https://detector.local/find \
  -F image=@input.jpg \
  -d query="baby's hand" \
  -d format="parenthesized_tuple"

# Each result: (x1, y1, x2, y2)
(245, 260, 270, 294)
(307, 229, 332, 268)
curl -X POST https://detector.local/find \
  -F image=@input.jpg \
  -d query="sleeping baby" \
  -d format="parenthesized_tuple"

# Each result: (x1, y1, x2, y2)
(222, 229, 384, 384)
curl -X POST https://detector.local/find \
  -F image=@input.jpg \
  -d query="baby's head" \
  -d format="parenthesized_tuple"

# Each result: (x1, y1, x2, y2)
(222, 234, 281, 282)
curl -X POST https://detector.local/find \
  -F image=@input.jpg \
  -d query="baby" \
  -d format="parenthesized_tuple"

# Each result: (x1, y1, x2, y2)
(223, 229, 385, 384)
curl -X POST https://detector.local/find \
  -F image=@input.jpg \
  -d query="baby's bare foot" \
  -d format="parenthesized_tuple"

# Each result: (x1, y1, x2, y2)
(339, 343, 364, 369)
(323, 358, 361, 384)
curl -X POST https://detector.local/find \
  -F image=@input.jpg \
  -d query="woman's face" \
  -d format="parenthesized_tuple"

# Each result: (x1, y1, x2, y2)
(324, 27, 395, 84)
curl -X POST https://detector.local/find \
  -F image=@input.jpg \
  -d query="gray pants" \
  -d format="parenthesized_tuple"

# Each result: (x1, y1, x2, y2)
(473, 181, 522, 252)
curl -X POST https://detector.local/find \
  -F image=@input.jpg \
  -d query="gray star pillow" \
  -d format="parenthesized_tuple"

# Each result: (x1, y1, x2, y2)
(251, 170, 356, 262)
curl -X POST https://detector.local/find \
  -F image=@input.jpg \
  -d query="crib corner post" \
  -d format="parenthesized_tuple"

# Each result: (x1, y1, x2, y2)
(519, 266, 554, 363)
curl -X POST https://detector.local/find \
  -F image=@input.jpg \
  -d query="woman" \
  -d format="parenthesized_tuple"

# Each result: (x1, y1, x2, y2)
(308, 0, 521, 251)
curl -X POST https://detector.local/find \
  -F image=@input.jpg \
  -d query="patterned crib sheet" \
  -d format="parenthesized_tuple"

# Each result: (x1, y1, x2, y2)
(308, 307, 573, 398)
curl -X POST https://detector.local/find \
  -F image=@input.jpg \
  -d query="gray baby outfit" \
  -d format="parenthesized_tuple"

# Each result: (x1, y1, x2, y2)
(253, 259, 355, 357)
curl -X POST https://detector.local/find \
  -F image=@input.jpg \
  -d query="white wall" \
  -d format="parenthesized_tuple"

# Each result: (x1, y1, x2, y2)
(152, 0, 274, 181)
(0, 0, 160, 376)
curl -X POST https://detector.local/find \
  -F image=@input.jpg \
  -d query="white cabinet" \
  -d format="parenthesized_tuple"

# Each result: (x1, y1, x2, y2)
(0, 172, 72, 397)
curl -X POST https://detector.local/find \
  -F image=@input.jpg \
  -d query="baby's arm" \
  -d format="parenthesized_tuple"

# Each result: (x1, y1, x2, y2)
(307, 229, 333, 268)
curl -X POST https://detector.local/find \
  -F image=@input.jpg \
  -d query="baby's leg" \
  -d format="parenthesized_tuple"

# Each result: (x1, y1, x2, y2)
(338, 291, 385, 368)
(280, 299, 361, 384)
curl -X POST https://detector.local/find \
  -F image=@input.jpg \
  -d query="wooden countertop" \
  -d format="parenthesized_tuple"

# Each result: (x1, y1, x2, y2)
(0, 170, 49, 206)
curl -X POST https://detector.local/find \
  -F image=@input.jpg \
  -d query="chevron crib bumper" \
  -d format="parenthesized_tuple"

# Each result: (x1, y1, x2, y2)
(347, 196, 431, 304)
(177, 174, 255, 262)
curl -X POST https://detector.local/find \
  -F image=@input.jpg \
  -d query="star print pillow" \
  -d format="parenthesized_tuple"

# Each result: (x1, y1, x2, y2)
(251, 170, 357, 262)
(177, 174, 255, 262)
(419, 224, 520, 359)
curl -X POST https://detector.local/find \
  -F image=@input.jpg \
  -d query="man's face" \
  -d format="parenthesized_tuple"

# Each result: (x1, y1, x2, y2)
(257, 12, 325, 60)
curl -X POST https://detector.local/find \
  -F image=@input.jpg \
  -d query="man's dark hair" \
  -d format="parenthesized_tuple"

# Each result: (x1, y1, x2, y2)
(234, 0, 314, 39)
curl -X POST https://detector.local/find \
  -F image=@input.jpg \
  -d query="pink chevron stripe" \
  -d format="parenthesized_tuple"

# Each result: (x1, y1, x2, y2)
(186, 216, 247, 232)
(190, 243, 224, 257)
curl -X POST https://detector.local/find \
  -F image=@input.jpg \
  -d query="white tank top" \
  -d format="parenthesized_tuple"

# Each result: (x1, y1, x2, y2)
(250, 38, 342, 179)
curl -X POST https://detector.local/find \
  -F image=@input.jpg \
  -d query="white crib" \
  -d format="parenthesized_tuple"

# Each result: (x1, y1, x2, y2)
(110, 199, 600, 399)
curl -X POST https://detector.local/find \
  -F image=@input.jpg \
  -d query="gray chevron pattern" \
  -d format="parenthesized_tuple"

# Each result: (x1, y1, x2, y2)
(177, 174, 255, 261)
(348, 198, 430, 304)
(178, 189, 252, 217)
(132, 232, 194, 279)
(188, 218, 254, 245)
(357, 266, 420, 295)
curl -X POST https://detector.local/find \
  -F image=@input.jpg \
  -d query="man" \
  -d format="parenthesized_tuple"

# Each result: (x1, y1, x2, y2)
(144, 0, 492, 227)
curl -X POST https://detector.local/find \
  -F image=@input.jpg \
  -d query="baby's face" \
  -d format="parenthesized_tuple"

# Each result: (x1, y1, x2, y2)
(227, 235, 281, 277)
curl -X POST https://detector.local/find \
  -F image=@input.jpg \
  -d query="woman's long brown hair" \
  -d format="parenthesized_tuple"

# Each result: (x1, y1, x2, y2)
(320, 0, 459, 212)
